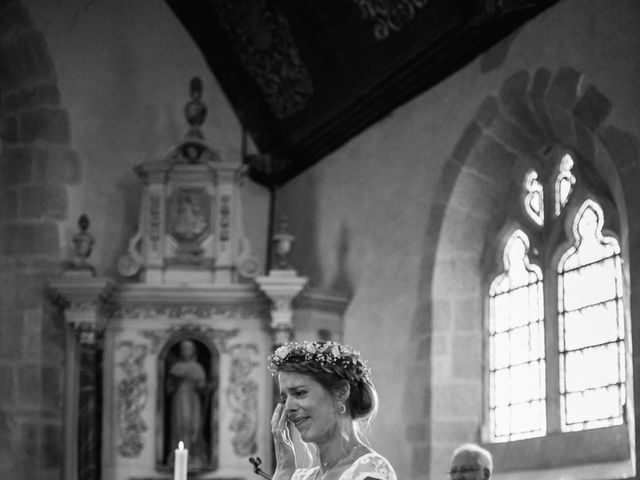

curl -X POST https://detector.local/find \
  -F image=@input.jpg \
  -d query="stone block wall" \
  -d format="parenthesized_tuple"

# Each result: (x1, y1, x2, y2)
(0, 1, 78, 478)
(428, 64, 640, 478)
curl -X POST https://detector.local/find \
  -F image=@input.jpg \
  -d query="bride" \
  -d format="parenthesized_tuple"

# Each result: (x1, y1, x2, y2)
(269, 341, 397, 480)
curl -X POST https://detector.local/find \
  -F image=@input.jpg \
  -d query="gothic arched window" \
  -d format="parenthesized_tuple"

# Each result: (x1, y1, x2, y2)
(489, 230, 545, 441)
(558, 200, 625, 432)
(486, 152, 631, 452)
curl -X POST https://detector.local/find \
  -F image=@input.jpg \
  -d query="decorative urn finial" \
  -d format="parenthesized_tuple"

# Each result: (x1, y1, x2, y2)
(69, 214, 96, 275)
(184, 77, 207, 140)
(272, 217, 295, 270)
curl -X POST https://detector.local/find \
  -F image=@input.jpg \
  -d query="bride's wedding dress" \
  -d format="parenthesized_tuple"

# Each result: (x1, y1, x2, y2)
(292, 452, 397, 480)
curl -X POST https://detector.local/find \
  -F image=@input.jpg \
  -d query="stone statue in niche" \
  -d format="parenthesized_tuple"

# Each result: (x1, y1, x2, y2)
(165, 339, 215, 469)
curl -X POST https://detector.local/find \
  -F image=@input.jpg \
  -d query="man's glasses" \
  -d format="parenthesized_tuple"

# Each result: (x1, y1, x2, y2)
(446, 466, 482, 477)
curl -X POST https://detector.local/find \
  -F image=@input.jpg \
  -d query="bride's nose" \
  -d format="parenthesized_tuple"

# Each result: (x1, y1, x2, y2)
(284, 396, 297, 412)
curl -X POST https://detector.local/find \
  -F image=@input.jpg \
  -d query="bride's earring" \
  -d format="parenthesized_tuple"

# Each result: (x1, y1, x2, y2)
(337, 402, 346, 414)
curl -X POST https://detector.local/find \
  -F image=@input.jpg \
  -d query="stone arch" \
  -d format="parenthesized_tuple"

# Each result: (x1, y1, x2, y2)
(0, 0, 80, 253)
(405, 66, 640, 478)
(0, 1, 80, 479)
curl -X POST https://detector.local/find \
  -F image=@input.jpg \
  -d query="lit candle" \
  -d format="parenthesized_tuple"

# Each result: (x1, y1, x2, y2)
(174, 441, 188, 480)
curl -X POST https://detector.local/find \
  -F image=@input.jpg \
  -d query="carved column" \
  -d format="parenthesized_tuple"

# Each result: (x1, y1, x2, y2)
(50, 277, 113, 480)
(77, 322, 101, 480)
(255, 270, 308, 346)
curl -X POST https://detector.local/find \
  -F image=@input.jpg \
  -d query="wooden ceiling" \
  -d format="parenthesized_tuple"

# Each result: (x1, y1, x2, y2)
(165, 0, 559, 186)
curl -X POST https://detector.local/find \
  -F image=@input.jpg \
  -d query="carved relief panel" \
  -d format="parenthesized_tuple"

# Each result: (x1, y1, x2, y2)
(167, 187, 214, 262)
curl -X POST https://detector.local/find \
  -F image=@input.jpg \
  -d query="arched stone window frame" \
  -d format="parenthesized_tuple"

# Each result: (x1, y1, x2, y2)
(482, 147, 633, 477)
(421, 68, 639, 480)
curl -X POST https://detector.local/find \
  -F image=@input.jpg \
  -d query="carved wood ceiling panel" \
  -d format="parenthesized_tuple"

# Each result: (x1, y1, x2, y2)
(165, 0, 560, 186)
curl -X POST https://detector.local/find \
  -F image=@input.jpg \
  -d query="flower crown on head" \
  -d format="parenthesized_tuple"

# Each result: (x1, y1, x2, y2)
(268, 340, 371, 383)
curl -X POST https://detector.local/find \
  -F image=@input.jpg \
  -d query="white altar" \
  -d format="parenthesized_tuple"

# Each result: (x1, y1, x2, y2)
(50, 79, 348, 480)
(103, 283, 273, 480)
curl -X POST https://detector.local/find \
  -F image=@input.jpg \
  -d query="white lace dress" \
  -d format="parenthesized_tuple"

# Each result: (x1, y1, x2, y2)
(291, 452, 397, 480)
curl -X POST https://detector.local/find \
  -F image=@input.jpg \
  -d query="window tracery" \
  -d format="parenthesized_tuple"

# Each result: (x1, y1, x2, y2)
(524, 170, 544, 226)
(487, 152, 629, 446)
(555, 153, 576, 216)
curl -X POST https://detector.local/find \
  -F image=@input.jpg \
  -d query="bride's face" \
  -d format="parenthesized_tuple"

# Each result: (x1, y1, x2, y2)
(278, 371, 338, 444)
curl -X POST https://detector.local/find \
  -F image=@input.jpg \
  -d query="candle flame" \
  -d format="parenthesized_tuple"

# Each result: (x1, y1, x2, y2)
(178, 441, 184, 450)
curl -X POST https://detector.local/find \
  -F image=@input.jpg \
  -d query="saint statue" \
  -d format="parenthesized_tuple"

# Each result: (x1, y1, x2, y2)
(166, 339, 213, 468)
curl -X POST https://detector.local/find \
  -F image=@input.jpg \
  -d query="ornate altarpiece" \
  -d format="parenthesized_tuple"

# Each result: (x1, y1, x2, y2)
(50, 80, 348, 480)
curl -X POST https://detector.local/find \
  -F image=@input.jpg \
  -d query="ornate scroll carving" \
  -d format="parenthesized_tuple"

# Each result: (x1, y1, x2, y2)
(149, 194, 162, 245)
(352, 0, 429, 40)
(116, 341, 149, 457)
(227, 344, 259, 456)
(212, 0, 314, 118)
(107, 302, 266, 321)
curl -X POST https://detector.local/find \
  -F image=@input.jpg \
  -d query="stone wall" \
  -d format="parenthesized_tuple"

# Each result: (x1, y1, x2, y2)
(0, 0, 73, 478)
(0, 0, 267, 479)
(429, 65, 639, 479)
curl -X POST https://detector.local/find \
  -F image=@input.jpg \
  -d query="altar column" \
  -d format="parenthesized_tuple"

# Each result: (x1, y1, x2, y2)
(256, 270, 308, 346)
(50, 277, 114, 480)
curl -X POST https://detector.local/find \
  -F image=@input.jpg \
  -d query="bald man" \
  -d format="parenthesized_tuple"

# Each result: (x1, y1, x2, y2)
(447, 443, 493, 480)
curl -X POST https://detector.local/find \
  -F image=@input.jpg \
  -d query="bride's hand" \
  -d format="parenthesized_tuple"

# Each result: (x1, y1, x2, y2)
(271, 403, 296, 476)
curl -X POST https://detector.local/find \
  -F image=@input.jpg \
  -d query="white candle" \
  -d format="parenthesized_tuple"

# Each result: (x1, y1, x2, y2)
(174, 441, 188, 480)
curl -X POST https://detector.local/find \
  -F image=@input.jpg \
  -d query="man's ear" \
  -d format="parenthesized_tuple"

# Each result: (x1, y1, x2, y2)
(483, 467, 491, 480)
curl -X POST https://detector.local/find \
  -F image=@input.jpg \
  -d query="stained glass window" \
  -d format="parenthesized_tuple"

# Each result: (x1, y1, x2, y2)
(487, 152, 629, 448)
(489, 230, 545, 441)
(524, 170, 544, 226)
(558, 200, 625, 431)
(555, 154, 575, 216)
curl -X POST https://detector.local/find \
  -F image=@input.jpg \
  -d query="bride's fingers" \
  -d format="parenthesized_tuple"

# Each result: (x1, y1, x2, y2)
(278, 404, 289, 431)
(272, 403, 293, 445)
(271, 403, 282, 433)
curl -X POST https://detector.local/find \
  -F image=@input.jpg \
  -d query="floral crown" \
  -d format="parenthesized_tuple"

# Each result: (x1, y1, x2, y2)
(268, 340, 371, 383)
